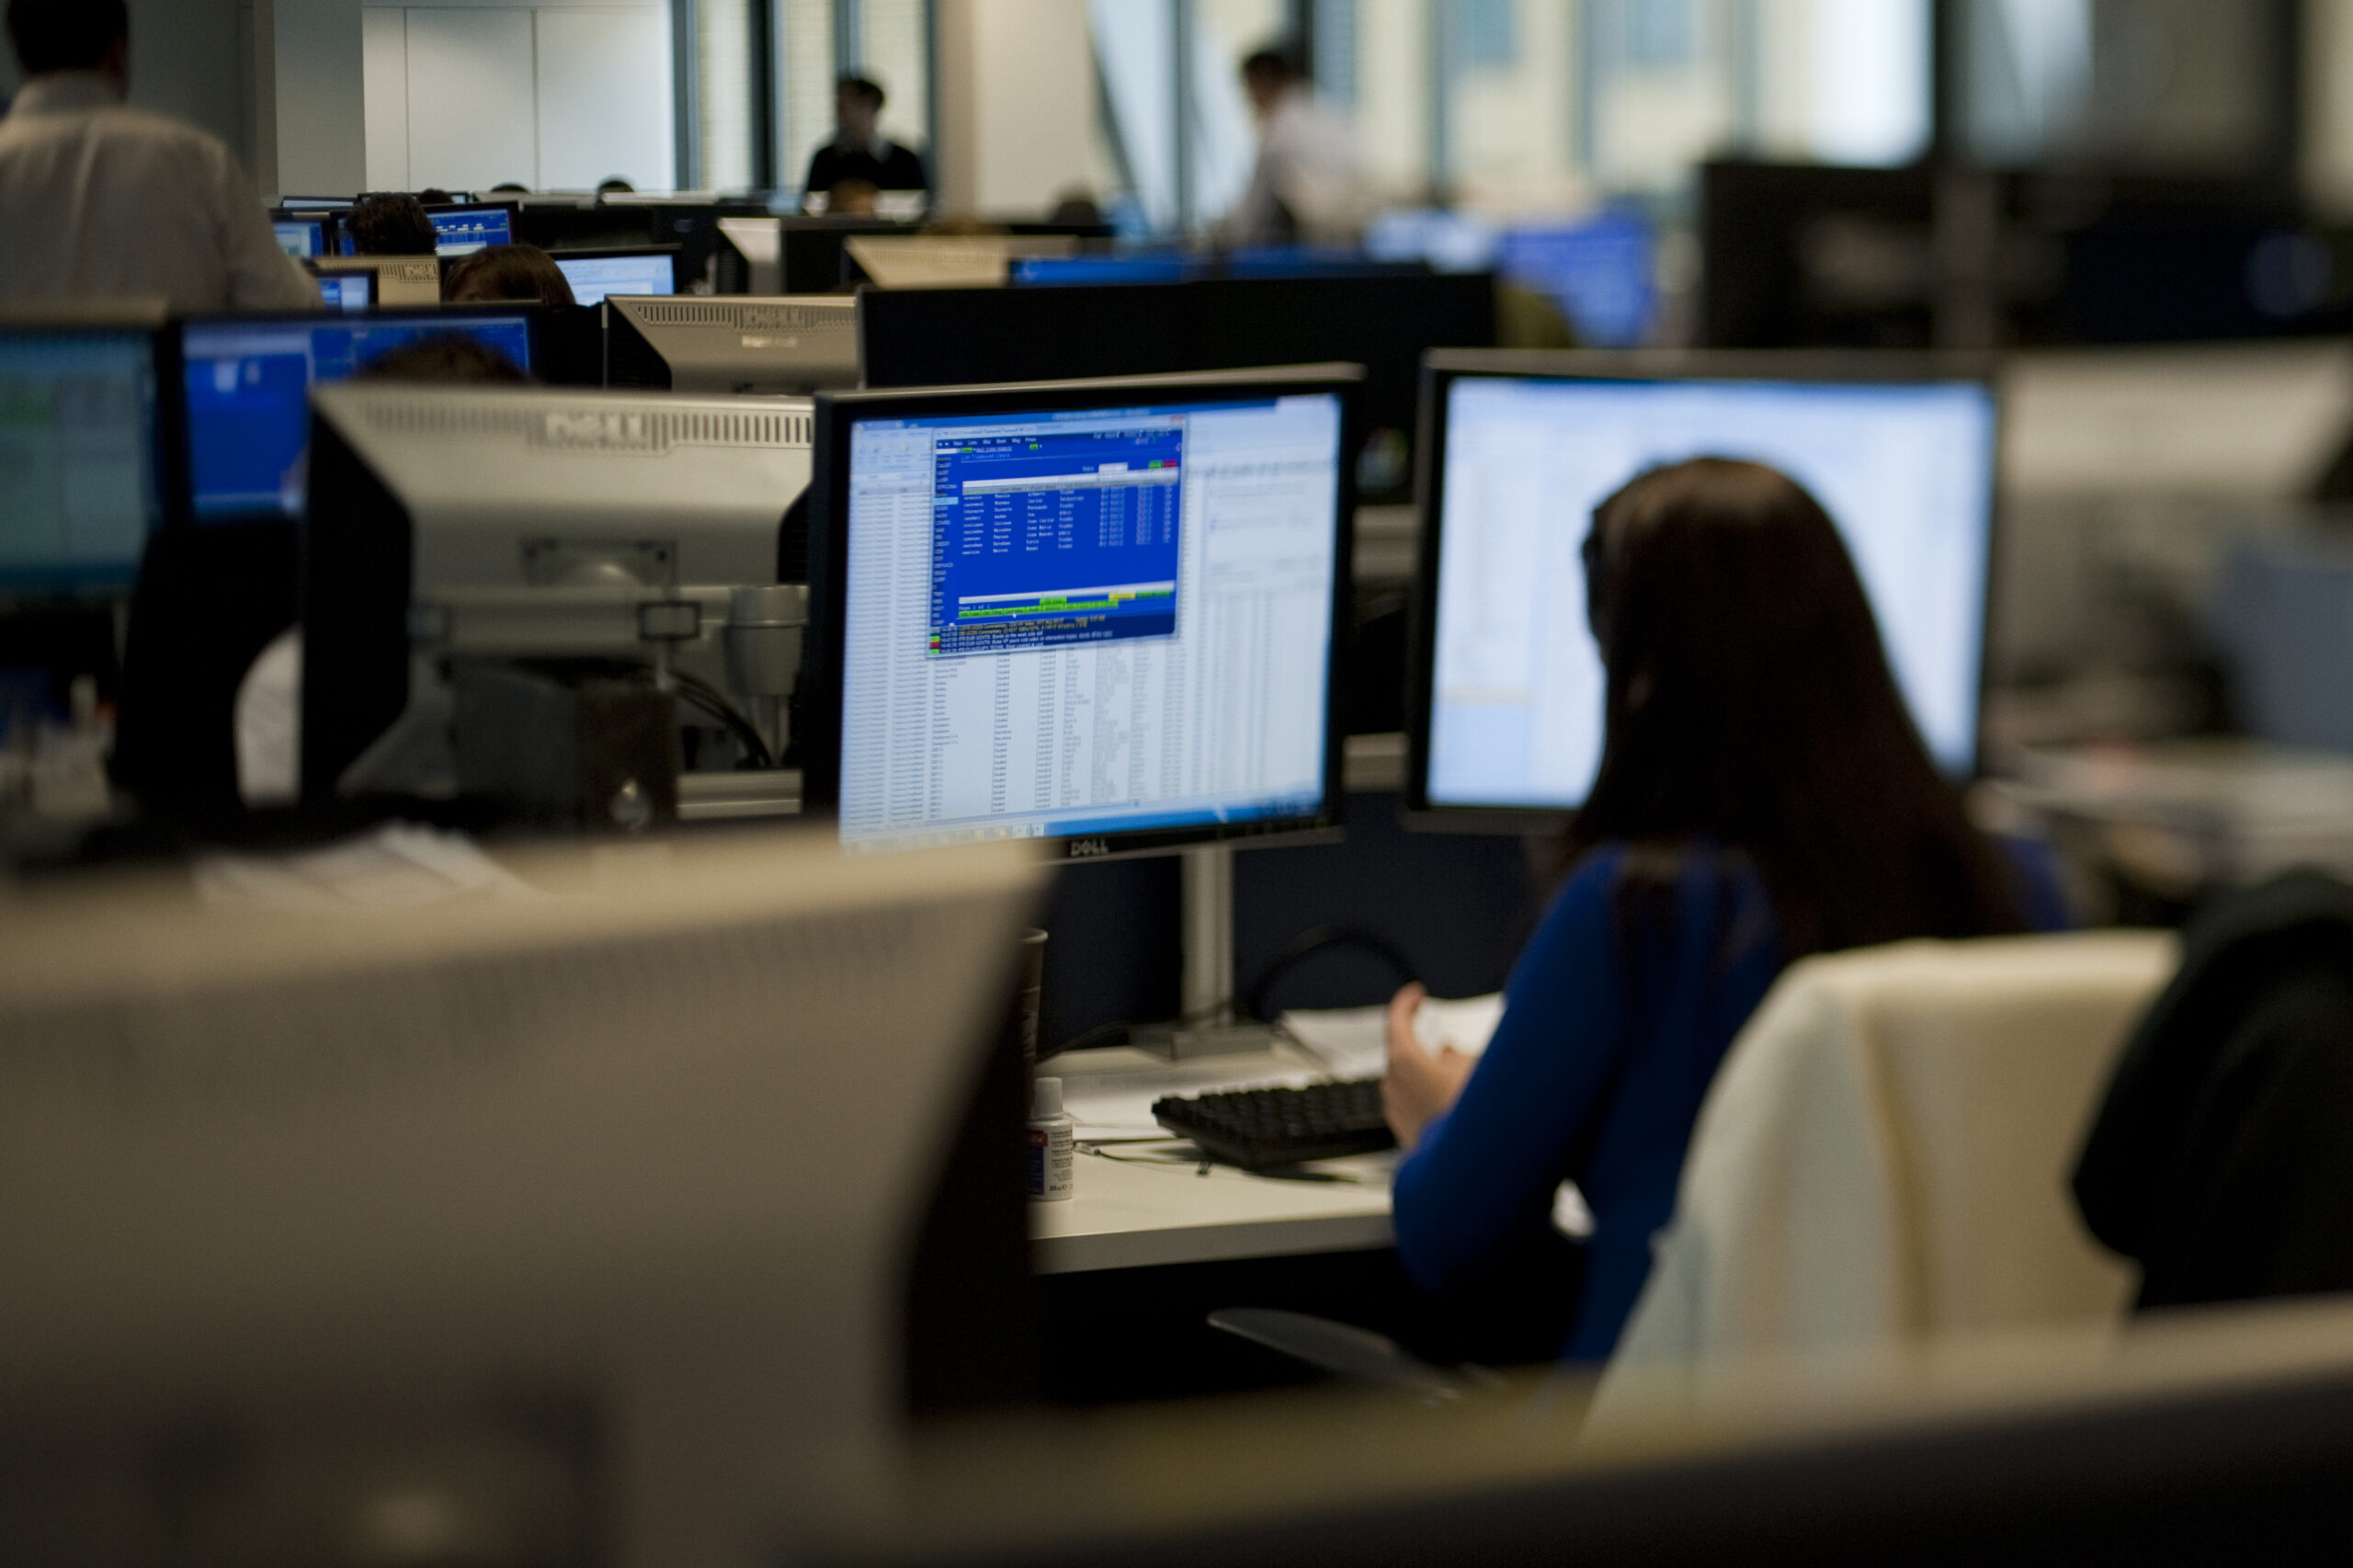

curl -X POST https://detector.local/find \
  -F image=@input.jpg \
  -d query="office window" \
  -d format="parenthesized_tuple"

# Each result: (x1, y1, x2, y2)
(778, 0, 836, 192)
(1957, 0, 2288, 175)
(1442, 0, 1575, 208)
(699, 0, 759, 190)
(859, 0, 934, 163)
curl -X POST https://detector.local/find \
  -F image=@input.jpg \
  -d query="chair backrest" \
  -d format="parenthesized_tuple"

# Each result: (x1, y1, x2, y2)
(1595, 931, 2176, 1420)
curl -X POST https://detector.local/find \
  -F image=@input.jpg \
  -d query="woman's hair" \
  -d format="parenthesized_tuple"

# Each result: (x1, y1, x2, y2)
(1568, 457, 2019, 958)
(443, 244, 576, 309)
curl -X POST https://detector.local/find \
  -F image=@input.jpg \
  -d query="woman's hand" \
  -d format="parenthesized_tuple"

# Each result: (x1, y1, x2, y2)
(1381, 982, 1477, 1153)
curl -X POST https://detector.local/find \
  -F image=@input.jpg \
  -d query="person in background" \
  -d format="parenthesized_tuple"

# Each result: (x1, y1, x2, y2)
(415, 187, 454, 206)
(0, 0, 314, 313)
(444, 243, 575, 309)
(803, 74, 926, 199)
(1381, 458, 2069, 1365)
(346, 192, 438, 256)
(489, 182, 529, 195)
(597, 176, 635, 196)
(1222, 46, 1368, 248)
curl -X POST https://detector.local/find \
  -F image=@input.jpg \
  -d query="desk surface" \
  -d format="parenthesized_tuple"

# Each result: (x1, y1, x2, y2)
(1030, 1043, 1395, 1274)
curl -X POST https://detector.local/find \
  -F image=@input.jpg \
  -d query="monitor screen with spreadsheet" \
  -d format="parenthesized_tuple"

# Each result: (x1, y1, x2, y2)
(0, 327, 165, 596)
(314, 270, 375, 312)
(551, 249, 677, 306)
(806, 369, 1358, 858)
(176, 311, 535, 522)
(1408, 352, 1998, 822)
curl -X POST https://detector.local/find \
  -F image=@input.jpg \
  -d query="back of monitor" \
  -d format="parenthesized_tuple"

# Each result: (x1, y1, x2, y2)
(607, 295, 860, 393)
(0, 828, 1044, 1566)
(312, 256, 443, 307)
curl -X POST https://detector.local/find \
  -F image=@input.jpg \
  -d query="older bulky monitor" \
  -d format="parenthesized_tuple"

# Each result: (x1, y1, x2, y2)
(606, 295, 860, 394)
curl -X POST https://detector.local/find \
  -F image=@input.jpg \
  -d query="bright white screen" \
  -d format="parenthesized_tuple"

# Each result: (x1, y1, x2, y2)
(1427, 376, 1995, 809)
(554, 253, 676, 306)
(840, 393, 1341, 853)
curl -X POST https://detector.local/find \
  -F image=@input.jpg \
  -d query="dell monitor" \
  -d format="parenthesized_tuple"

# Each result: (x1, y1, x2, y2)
(804, 367, 1360, 858)
(1407, 350, 1999, 826)
(0, 324, 165, 597)
(176, 309, 536, 524)
(606, 295, 859, 394)
(550, 247, 679, 306)
(300, 383, 813, 801)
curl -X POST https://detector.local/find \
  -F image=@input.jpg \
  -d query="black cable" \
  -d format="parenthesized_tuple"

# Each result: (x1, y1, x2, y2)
(1243, 925, 1420, 1025)
(664, 668, 774, 769)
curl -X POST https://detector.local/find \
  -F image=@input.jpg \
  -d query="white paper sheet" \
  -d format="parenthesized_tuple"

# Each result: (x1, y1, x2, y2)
(1278, 993, 1506, 1081)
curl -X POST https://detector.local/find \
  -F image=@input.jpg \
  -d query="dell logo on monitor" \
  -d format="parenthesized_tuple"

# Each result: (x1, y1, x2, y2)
(1067, 838, 1111, 858)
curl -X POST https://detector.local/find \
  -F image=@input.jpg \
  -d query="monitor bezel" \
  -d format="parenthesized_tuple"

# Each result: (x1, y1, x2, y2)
(1403, 347, 2005, 835)
(803, 364, 1365, 862)
(0, 321, 178, 599)
(169, 305, 547, 528)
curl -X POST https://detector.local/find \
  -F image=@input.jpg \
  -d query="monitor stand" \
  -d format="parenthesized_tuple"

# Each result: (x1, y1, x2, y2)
(1130, 843, 1285, 1061)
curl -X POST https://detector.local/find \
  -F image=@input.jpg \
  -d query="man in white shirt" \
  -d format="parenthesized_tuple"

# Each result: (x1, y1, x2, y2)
(1222, 48, 1370, 249)
(0, 0, 315, 314)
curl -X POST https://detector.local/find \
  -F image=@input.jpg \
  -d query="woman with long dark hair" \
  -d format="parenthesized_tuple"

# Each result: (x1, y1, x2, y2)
(1382, 457, 2064, 1362)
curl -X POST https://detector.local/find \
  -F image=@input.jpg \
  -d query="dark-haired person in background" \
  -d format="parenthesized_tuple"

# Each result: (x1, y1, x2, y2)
(345, 192, 438, 256)
(0, 0, 314, 312)
(444, 243, 575, 309)
(803, 74, 926, 200)
(1381, 458, 2068, 1364)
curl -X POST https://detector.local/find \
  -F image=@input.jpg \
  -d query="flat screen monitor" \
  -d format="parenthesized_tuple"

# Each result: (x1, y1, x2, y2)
(176, 310, 535, 523)
(1408, 352, 1998, 824)
(0, 325, 165, 596)
(426, 203, 516, 255)
(314, 270, 375, 312)
(552, 248, 678, 306)
(806, 367, 1360, 858)
(271, 213, 328, 258)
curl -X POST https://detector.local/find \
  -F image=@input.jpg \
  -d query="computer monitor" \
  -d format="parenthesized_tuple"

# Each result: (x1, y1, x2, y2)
(0, 324, 166, 597)
(425, 201, 517, 255)
(313, 269, 375, 312)
(308, 255, 442, 308)
(803, 366, 1360, 858)
(1407, 351, 1999, 825)
(551, 246, 678, 306)
(606, 295, 859, 394)
(175, 308, 536, 524)
(300, 382, 812, 799)
(338, 202, 517, 256)
(858, 275, 1495, 506)
(269, 210, 330, 258)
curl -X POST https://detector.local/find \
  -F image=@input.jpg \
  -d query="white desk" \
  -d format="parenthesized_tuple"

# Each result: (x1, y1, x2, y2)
(1030, 1044, 1396, 1275)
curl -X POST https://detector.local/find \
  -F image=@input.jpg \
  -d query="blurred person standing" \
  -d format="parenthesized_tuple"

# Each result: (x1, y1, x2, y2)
(1222, 47, 1369, 247)
(0, 0, 314, 312)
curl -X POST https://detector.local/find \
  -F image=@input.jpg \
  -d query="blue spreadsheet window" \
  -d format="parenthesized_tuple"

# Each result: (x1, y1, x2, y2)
(926, 423, 1183, 657)
(431, 208, 513, 255)
(180, 317, 532, 518)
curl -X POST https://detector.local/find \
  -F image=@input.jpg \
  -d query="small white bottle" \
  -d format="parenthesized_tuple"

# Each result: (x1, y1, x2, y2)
(1026, 1076, 1074, 1202)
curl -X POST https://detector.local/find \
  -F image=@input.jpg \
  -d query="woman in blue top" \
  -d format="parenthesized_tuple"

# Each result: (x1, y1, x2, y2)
(1382, 457, 2064, 1363)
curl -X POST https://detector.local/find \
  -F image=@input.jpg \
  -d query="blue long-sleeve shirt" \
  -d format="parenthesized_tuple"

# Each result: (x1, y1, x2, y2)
(1391, 841, 2068, 1363)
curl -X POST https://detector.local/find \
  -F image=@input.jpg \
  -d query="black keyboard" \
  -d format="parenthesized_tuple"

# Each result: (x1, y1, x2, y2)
(1153, 1078, 1395, 1169)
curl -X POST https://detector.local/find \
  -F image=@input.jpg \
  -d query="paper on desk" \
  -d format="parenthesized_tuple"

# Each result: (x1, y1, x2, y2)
(1278, 993, 1506, 1082)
